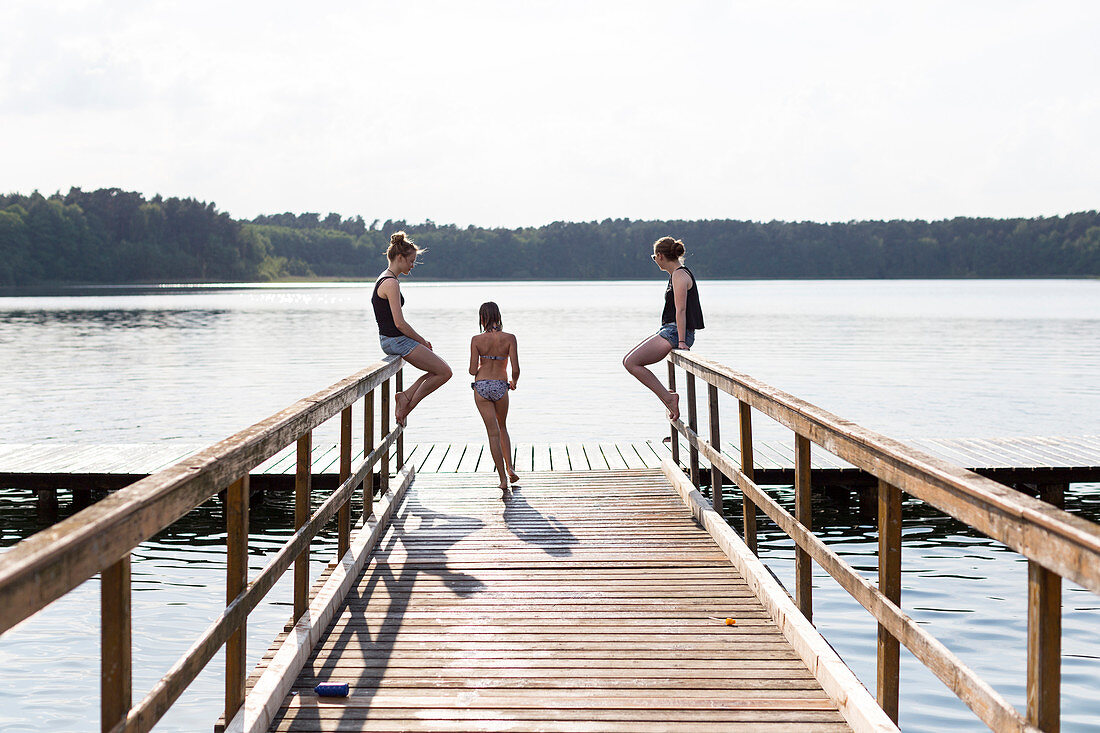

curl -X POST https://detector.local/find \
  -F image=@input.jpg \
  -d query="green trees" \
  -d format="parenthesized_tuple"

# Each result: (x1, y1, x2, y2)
(0, 188, 269, 285)
(0, 186, 1097, 285)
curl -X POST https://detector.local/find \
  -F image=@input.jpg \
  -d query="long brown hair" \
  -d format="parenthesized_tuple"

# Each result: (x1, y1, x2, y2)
(479, 301, 502, 332)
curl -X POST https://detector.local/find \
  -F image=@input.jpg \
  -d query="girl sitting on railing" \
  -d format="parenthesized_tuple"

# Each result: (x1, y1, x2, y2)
(469, 301, 521, 494)
(623, 236, 705, 422)
(372, 231, 453, 425)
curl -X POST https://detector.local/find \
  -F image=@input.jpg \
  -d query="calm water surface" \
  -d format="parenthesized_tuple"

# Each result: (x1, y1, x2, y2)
(1, 279, 1098, 731)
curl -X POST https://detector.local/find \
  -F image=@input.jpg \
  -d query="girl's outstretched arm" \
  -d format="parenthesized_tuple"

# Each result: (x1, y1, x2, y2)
(508, 334, 520, 389)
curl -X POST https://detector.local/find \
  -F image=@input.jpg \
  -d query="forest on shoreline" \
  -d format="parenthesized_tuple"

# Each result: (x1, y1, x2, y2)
(2, 187, 1099, 286)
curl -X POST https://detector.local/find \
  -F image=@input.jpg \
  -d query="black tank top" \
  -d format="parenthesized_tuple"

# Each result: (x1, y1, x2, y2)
(662, 266, 705, 330)
(372, 275, 404, 337)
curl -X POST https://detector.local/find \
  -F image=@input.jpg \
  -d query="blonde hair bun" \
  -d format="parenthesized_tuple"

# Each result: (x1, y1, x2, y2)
(386, 230, 423, 262)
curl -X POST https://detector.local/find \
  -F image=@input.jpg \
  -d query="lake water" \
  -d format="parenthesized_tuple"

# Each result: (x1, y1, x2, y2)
(0, 279, 1098, 731)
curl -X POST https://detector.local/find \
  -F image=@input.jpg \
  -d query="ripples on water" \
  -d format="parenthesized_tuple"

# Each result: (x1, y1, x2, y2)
(1, 280, 1098, 731)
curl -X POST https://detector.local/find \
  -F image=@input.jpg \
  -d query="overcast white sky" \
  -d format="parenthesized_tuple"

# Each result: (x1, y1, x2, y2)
(2, 1, 1098, 227)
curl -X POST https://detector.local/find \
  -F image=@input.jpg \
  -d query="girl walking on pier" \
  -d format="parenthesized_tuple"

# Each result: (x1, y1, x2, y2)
(373, 231, 452, 425)
(469, 301, 521, 493)
(623, 236, 705, 422)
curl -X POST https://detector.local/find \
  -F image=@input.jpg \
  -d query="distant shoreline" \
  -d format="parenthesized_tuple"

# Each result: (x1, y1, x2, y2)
(1, 274, 1098, 297)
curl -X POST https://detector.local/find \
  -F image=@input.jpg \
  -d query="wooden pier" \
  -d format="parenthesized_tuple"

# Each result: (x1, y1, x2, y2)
(1, 353, 1099, 733)
(236, 468, 877, 732)
(3, 433, 1097, 492)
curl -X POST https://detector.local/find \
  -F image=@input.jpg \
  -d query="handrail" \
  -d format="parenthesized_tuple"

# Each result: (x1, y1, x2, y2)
(0, 356, 406, 732)
(666, 350, 1096, 732)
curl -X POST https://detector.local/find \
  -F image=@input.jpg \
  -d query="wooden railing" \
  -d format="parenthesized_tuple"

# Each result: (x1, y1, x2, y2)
(667, 351, 1100, 733)
(0, 357, 407, 733)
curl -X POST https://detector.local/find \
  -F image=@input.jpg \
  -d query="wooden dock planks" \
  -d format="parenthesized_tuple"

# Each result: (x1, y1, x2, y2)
(2, 437, 1098, 491)
(262, 470, 852, 732)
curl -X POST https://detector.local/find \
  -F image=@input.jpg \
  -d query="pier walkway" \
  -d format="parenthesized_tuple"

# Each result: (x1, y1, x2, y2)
(2, 353, 1099, 733)
(2, 434, 1097, 494)
(241, 468, 872, 732)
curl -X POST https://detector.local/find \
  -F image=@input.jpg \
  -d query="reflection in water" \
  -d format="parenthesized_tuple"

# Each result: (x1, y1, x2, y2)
(0, 308, 228, 330)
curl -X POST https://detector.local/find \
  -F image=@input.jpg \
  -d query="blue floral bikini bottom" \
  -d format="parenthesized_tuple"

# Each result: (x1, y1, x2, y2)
(472, 379, 509, 401)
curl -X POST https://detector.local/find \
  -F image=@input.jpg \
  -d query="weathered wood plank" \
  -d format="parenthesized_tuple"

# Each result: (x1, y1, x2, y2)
(259, 469, 856, 733)
(548, 443, 569, 471)
(669, 352, 1100, 599)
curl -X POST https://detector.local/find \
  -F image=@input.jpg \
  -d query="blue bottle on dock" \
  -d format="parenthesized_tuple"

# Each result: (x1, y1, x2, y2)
(314, 682, 349, 697)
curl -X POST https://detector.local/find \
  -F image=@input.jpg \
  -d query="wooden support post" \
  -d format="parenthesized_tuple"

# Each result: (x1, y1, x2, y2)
(738, 400, 757, 554)
(338, 406, 352, 557)
(74, 487, 93, 510)
(794, 433, 812, 621)
(395, 367, 404, 471)
(686, 371, 699, 487)
(36, 488, 59, 524)
(380, 378, 391, 493)
(1028, 483, 1064, 732)
(225, 476, 248, 723)
(667, 362, 679, 465)
(707, 384, 723, 514)
(293, 433, 311, 621)
(877, 479, 902, 722)
(101, 555, 131, 733)
(364, 389, 375, 518)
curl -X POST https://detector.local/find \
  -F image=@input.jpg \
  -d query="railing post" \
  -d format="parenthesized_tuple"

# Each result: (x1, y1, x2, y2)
(707, 384, 723, 514)
(101, 555, 131, 732)
(1028, 483, 1064, 732)
(381, 377, 391, 493)
(225, 476, 248, 723)
(877, 479, 902, 722)
(667, 361, 679, 465)
(686, 371, 699, 487)
(395, 366, 404, 471)
(338, 406, 352, 558)
(738, 400, 757, 554)
(293, 432, 311, 620)
(364, 388, 375, 519)
(794, 433, 812, 621)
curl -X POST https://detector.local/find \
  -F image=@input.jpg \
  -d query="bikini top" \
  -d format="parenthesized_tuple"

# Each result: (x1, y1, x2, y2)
(478, 327, 507, 360)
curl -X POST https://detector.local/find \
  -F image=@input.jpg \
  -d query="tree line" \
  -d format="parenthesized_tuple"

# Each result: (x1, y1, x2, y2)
(2, 187, 1098, 286)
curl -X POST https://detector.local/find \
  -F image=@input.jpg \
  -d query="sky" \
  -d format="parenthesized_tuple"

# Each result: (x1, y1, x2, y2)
(2, 1, 1098, 228)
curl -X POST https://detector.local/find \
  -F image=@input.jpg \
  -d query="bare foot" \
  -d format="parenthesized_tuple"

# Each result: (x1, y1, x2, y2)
(664, 392, 680, 422)
(395, 392, 411, 425)
(508, 470, 520, 483)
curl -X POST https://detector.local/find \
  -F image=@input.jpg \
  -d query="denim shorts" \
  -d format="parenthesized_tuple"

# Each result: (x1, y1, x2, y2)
(657, 323, 695, 349)
(379, 334, 418, 357)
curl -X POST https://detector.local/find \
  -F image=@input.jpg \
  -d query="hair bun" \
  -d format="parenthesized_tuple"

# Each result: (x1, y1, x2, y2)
(390, 232, 406, 246)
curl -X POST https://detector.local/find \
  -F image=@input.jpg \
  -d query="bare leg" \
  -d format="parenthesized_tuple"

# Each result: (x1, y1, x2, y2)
(493, 393, 519, 482)
(396, 371, 433, 420)
(396, 345, 452, 424)
(623, 335, 679, 420)
(474, 394, 508, 490)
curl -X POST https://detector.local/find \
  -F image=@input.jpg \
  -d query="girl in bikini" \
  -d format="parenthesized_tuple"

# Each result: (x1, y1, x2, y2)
(373, 231, 453, 425)
(623, 236, 705, 421)
(469, 301, 520, 493)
